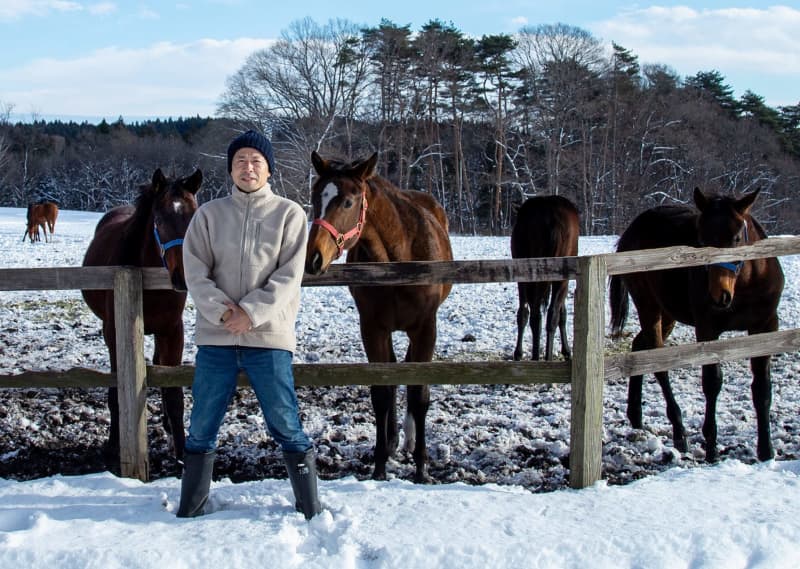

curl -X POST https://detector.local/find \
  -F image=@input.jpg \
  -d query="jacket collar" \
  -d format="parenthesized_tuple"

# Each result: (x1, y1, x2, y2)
(231, 182, 274, 207)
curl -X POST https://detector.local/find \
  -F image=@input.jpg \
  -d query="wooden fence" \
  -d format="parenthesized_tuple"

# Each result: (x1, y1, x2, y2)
(2, 235, 800, 487)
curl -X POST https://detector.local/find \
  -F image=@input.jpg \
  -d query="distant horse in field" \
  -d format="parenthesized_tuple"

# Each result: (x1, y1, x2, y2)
(23, 201, 59, 243)
(511, 195, 579, 361)
(609, 187, 784, 462)
(305, 151, 453, 482)
(82, 168, 202, 470)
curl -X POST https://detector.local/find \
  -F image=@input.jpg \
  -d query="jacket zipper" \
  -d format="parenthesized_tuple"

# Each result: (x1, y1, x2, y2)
(236, 195, 252, 346)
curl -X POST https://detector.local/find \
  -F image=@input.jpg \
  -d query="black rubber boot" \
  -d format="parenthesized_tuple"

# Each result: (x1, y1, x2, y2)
(283, 448, 322, 520)
(176, 450, 215, 518)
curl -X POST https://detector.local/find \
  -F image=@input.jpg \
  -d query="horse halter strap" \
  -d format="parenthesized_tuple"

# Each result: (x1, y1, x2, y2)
(312, 194, 369, 259)
(709, 222, 749, 275)
(153, 225, 184, 269)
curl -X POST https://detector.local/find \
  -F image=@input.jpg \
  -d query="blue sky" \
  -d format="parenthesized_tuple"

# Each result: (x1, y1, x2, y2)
(1, 1, 798, 123)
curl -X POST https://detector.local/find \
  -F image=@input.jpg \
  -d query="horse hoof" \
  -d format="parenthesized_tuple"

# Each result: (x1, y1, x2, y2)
(413, 472, 432, 484)
(757, 444, 775, 462)
(371, 469, 387, 481)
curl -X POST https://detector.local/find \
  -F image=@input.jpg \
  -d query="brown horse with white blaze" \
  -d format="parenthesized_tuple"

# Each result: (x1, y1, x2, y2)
(82, 167, 202, 472)
(305, 151, 453, 482)
(609, 187, 784, 463)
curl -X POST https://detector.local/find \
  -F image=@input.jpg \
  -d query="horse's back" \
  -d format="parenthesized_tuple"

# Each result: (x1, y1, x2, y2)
(617, 205, 697, 252)
(41, 202, 58, 220)
(385, 184, 452, 259)
(511, 195, 579, 259)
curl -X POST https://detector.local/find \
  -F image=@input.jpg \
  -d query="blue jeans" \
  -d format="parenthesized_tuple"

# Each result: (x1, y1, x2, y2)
(185, 345, 312, 454)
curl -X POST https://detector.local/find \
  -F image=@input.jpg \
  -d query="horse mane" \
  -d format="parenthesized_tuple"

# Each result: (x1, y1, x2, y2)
(118, 182, 157, 264)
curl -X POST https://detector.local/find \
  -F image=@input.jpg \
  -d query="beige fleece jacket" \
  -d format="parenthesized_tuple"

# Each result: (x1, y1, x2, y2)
(182, 183, 308, 352)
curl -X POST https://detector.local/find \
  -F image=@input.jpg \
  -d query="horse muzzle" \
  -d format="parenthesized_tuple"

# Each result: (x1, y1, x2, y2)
(305, 249, 328, 275)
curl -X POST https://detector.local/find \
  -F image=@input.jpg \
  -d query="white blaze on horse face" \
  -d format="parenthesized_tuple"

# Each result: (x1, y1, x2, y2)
(172, 201, 184, 215)
(320, 182, 340, 217)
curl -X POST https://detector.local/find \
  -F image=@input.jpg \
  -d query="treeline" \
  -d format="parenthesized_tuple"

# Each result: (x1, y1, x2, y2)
(1, 19, 799, 235)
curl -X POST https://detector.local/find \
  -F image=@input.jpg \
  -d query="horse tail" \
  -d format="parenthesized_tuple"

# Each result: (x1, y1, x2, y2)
(609, 274, 629, 339)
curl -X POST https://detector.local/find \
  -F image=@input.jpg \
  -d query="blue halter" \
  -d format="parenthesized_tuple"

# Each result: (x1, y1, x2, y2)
(709, 222, 748, 275)
(153, 225, 183, 269)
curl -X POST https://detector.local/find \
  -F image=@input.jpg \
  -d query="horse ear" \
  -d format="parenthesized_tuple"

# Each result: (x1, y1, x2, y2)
(152, 168, 167, 192)
(734, 188, 760, 215)
(311, 151, 328, 175)
(353, 153, 378, 181)
(693, 187, 709, 212)
(186, 169, 203, 194)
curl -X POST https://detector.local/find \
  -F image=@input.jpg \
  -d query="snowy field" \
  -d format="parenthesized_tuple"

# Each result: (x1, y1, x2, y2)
(1, 207, 799, 567)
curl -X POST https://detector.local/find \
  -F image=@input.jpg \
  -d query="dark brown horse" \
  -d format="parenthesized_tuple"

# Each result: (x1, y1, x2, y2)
(305, 151, 453, 482)
(23, 201, 59, 243)
(511, 195, 579, 361)
(609, 187, 784, 462)
(82, 168, 202, 470)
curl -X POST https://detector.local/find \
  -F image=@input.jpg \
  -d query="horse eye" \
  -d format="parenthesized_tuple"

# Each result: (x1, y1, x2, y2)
(343, 198, 354, 209)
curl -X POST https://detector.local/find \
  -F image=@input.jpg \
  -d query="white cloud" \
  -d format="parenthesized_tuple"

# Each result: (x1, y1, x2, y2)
(137, 6, 159, 20)
(592, 5, 800, 75)
(87, 2, 115, 16)
(0, 37, 274, 118)
(511, 16, 528, 27)
(0, 0, 82, 20)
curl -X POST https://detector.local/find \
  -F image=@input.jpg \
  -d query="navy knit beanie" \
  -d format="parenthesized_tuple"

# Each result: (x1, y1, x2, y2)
(227, 130, 276, 175)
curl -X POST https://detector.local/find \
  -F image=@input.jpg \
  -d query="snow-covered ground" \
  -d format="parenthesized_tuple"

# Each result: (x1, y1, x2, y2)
(1, 207, 799, 568)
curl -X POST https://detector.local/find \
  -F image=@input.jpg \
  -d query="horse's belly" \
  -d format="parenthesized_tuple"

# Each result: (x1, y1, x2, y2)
(350, 285, 445, 331)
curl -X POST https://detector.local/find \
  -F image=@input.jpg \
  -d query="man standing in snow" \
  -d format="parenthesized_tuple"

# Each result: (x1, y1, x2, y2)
(177, 129, 321, 520)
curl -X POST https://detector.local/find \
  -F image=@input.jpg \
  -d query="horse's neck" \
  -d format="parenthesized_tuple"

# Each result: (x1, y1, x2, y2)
(121, 208, 157, 266)
(357, 183, 406, 262)
(747, 217, 767, 243)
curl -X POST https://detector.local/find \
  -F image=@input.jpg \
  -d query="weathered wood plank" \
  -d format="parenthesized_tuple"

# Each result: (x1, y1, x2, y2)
(113, 268, 149, 481)
(300, 257, 580, 286)
(0, 368, 115, 388)
(605, 328, 800, 381)
(3, 325, 797, 390)
(147, 360, 572, 388)
(605, 236, 800, 276)
(569, 255, 606, 489)
(0, 266, 116, 291)
(1, 236, 799, 290)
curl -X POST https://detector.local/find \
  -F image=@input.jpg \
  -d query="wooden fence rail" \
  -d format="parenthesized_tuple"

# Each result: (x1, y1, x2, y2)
(2, 235, 799, 489)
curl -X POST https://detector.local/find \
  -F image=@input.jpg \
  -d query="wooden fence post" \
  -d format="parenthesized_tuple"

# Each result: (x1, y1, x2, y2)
(113, 267, 149, 481)
(569, 254, 606, 488)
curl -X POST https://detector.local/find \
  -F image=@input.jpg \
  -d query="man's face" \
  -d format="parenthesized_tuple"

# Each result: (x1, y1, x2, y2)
(231, 147, 270, 192)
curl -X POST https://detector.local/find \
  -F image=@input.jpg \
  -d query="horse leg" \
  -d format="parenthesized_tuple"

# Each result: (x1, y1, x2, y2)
(626, 330, 651, 429)
(546, 281, 570, 361)
(406, 384, 431, 483)
(750, 354, 774, 461)
(513, 284, 529, 361)
(700, 362, 723, 462)
(557, 304, 570, 360)
(530, 303, 542, 361)
(404, 319, 437, 483)
(153, 330, 187, 465)
(364, 331, 396, 480)
(370, 385, 397, 480)
(102, 319, 121, 466)
(655, 369, 688, 453)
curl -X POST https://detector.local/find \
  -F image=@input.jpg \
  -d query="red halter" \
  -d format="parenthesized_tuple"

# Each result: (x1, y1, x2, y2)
(312, 194, 368, 259)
